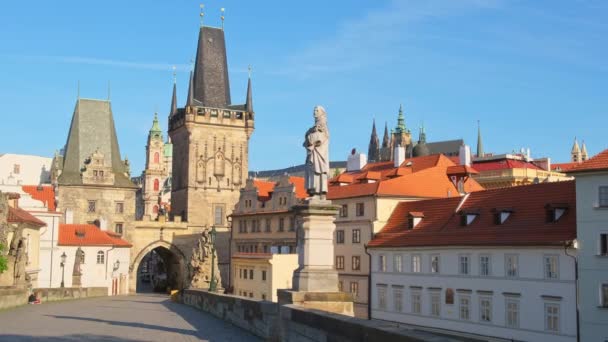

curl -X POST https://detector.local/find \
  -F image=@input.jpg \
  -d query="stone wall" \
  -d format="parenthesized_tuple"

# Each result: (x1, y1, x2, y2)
(181, 289, 479, 342)
(34, 287, 108, 303)
(0, 287, 28, 310)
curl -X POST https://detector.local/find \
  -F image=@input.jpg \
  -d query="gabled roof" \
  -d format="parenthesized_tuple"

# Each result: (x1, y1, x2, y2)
(58, 224, 131, 247)
(567, 149, 608, 173)
(328, 154, 484, 200)
(22, 185, 55, 211)
(368, 181, 575, 248)
(7, 207, 46, 227)
(253, 176, 307, 201)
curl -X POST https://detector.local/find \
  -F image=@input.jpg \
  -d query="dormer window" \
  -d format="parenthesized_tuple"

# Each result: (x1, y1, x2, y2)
(460, 210, 479, 226)
(408, 212, 424, 229)
(546, 204, 568, 223)
(493, 208, 513, 225)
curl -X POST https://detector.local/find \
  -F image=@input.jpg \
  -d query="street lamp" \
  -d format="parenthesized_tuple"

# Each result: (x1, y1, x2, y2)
(209, 225, 218, 292)
(565, 239, 579, 342)
(60, 252, 67, 288)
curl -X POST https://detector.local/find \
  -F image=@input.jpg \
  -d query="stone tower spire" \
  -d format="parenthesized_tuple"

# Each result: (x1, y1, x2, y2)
(395, 104, 406, 133)
(245, 74, 253, 113)
(382, 122, 390, 148)
(192, 26, 231, 107)
(170, 80, 178, 117)
(367, 120, 380, 162)
(477, 120, 484, 158)
(571, 137, 582, 163)
(186, 71, 194, 109)
(581, 140, 589, 161)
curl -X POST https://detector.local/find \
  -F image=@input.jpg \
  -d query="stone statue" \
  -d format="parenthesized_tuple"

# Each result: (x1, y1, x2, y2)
(303, 105, 330, 199)
(189, 229, 221, 289)
(73, 247, 84, 276)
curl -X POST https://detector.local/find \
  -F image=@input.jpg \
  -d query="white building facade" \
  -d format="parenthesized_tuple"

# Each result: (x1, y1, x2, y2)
(0, 154, 51, 185)
(568, 149, 608, 341)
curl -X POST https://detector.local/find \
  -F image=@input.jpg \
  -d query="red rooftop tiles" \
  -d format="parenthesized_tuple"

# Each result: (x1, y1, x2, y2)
(22, 185, 56, 211)
(7, 207, 46, 227)
(369, 181, 575, 248)
(567, 149, 608, 173)
(58, 224, 132, 247)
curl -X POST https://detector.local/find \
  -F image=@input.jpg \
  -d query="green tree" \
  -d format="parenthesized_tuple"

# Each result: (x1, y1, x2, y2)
(0, 244, 8, 274)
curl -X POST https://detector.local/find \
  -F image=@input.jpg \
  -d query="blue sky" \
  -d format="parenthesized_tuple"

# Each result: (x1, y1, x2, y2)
(0, 0, 606, 174)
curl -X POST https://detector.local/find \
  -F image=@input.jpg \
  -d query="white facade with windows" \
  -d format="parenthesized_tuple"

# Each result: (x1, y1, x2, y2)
(571, 162, 608, 341)
(369, 247, 576, 342)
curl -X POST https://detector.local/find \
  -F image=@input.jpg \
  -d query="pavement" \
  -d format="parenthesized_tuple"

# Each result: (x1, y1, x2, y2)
(0, 294, 261, 341)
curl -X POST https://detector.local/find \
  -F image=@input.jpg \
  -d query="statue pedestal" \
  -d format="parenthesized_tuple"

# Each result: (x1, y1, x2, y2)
(280, 198, 353, 316)
(72, 276, 81, 287)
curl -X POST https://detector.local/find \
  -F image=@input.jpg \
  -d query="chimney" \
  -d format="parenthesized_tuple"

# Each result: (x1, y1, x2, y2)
(347, 148, 367, 172)
(65, 209, 73, 224)
(394, 145, 406, 168)
(459, 145, 472, 166)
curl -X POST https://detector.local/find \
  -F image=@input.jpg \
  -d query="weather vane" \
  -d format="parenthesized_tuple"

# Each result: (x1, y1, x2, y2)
(200, 4, 205, 26)
(220, 8, 225, 30)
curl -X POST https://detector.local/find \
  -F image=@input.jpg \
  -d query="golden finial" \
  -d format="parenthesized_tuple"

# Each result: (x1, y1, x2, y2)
(199, 4, 205, 26)
(172, 65, 177, 84)
(220, 8, 225, 30)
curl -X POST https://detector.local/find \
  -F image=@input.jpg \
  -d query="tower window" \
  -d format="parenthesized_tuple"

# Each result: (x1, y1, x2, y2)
(154, 152, 160, 164)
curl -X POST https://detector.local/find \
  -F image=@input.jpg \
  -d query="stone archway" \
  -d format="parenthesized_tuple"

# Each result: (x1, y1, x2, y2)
(129, 240, 188, 294)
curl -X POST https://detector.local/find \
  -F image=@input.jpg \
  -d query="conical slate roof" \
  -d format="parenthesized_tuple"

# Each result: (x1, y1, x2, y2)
(193, 26, 231, 108)
(58, 98, 134, 188)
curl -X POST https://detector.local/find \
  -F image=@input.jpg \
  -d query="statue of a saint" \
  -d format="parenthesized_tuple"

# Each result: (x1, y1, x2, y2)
(303, 106, 330, 199)
(73, 247, 84, 276)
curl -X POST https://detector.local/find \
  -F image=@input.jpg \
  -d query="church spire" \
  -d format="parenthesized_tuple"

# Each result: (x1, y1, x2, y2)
(368, 119, 380, 162)
(170, 82, 177, 117)
(149, 112, 162, 140)
(382, 122, 390, 148)
(395, 104, 406, 133)
(192, 24, 231, 107)
(581, 140, 588, 161)
(245, 66, 253, 113)
(186, 71, 194, 109)
(477, 120, 484, 158)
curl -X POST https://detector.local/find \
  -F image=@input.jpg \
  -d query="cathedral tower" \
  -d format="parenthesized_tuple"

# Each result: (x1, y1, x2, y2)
(389, 104, 412, 159)
(143, 113, 170, 219)
(169, 24, 254, 226)
(571, 137, 582, 163)
(367, 120, 380, 163)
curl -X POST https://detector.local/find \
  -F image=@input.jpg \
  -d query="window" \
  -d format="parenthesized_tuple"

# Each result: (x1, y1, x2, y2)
(412, 254, 421, 273)
(249, 269, 254, 280)
(430, 255, 440, 273)
(356, 203, 365, 216)
(480, 255, 491, 276)
(289, 217, 295, 231)
(411, 290, 421, 314)
(394, 254, 403, 272)
(265, 219, 271, 232)
(214, 205, 224, 226)
(352, 229, 361, 243)
(115, 202, 124, 214)
(262, 270, 267, 281)
(249, 292, 253, 298)
(393, 287, 403, 312)
(115, 223, 123, 235)
(545, 303, 560, 332)
(479, 297, 492, 323)
(153, 178, 160, 191)
(459, 255, 470, 275)
(377, 285, 387, 310)
(459, 296, 471, 320)
(601, 284, 608, 308)
(340, 204, 348, 217)
(430, 291, 441, 317)
(243, 269, 248, 279)
(154, 152, 160, 164)
(600, 186, 608, 207)
(279, 218, 285, 232)
(96, 251, 105, 264)
(88, 200, 96, 213)
(336, 256, 345, 270)
(13, 164, 20, 174)
(352, 256, 361, 271)
(544, 255, 559, 279)
(505, 298, 520, 328)
(261, 294, 266, 300)
(505, 254, 519, 277)
(600, 233, 608, 256)
(336, 230, 345, 244)
(379, 255, 386, 272)
(350, 282, 359, 298)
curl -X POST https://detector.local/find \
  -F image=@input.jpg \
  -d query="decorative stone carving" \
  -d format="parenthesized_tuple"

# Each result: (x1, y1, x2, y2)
(303, 106, 330, 199)
(189, 229, 222, 289)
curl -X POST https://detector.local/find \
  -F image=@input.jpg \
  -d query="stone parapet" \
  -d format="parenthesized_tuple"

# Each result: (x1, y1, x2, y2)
(0, 287, 28, 310)
(277, 289, 354, 316)
(34, 287, 108, 302)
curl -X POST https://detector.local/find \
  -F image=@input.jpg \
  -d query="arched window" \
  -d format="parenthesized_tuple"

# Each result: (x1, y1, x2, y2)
(154, 179, 160, 191)
(154, 152, 160, 164)
(153, 205, 159, 214)
(97, 251, 105, 264)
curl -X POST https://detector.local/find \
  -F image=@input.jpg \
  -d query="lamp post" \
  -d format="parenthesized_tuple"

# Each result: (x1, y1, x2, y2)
(565, 239, 579, 342)
(60, 252, 67, 288)
(209, 225, 217, 292)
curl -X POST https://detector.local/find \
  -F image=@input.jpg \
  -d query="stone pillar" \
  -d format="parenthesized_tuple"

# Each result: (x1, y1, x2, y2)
(278, 198, 354, 316)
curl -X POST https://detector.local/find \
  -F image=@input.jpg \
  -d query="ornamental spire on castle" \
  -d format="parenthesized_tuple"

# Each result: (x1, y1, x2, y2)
(245, 70, 253, 113)
(368, 119, 380, 162)
(477, 120, 484, 158)
(395, 104, 407, 133)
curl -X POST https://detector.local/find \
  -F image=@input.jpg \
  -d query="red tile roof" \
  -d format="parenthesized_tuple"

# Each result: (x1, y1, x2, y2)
(7, 207, 46, 227)
(472, 158, 543, 172)
(567, 149, 608, 173)
(551, 162, 579, 172)
(253, 177, 307, 201)
(368, 181, 576, 248)
(58, 224, 132, 247)
(328, 154, 484, 200)
(22, 185, 56, 211)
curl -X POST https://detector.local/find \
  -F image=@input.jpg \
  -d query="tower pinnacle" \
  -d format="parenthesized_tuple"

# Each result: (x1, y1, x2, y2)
(477, 120, 484, 158)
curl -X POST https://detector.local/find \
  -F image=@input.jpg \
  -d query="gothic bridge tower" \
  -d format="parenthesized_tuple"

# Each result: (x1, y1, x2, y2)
(168, 23, 254, 228)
